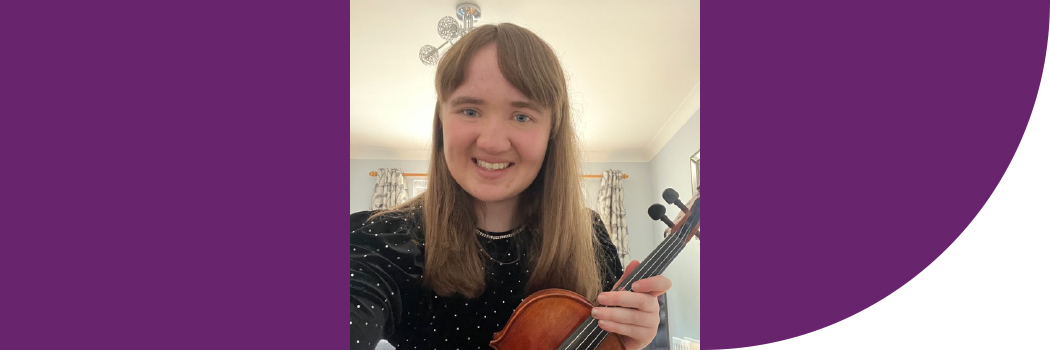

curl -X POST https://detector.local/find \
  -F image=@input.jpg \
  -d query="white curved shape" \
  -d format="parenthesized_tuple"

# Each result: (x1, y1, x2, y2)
(735, 21, 1050, 350)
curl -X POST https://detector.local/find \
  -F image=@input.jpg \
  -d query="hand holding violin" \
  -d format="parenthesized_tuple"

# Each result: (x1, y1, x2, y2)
(591, 260, 672, 350)
(491, 187, 698, 350)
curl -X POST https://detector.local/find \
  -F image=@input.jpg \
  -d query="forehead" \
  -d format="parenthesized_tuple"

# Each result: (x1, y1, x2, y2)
(464, 44, 500, 78)
(451, 44, 529, 100)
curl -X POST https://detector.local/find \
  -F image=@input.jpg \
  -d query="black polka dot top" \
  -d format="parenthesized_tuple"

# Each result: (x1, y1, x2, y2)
(349, 208, 624, 350)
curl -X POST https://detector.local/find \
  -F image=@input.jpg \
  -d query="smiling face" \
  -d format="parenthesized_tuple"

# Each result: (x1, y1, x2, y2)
(440, 43, 552, 209)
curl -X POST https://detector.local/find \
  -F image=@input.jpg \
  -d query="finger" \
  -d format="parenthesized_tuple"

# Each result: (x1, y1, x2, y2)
(597, 291, 660, 313)
(630, 276, 672, 296)
(596, 319, 656, 346)
(613, 259, 640, 289)
(592, 306, 660, 328)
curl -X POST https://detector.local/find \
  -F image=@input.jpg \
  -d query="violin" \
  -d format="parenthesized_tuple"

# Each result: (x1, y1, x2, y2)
(490, 187, 700, 350)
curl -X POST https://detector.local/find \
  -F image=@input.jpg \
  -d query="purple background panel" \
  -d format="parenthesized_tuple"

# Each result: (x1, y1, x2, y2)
(2, 2, 351, 349)
(698, 0, 1047, 348)
(2, 1, 1047, 349)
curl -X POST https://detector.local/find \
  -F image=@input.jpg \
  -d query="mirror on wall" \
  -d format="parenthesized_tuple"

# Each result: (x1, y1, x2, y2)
(690, 149, 700, 196)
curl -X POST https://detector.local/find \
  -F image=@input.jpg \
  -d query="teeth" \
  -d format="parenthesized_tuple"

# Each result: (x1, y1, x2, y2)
(476, 159, 510, 170)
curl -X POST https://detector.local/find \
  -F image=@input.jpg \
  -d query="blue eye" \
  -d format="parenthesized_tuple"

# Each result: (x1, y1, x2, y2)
(461, 109, 479, 117)
(513, 114, 531, 122)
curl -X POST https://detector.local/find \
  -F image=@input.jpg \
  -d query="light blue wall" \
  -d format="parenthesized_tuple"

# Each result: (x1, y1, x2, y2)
(648, 109, 701, 341)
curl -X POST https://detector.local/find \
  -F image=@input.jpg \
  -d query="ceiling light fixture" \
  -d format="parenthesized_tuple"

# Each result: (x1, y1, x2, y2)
(419, 3, 481, 66)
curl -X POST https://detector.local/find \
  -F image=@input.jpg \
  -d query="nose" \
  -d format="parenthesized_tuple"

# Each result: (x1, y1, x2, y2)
(475, 117, 512, 154)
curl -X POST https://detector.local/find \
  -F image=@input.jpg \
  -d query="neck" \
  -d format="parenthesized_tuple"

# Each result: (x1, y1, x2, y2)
(475, 198, 520, 232)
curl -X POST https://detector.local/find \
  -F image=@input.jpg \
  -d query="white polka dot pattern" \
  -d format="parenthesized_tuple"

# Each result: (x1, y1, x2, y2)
(349, 209, 623, 350)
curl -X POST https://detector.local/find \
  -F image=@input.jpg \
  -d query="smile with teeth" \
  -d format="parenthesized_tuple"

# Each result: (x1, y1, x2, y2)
(474, 158, 513, 170)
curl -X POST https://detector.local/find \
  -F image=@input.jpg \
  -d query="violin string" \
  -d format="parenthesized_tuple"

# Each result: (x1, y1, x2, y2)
(617, 212, 696, 293)
(566, 208, 701, 350)
(568, 210, 701, 350)
(571, 231, 684, 350)
(629, 208, 699, 289)
(566, 237, 695, 348)
(569, 236, 674, 350)
(578, 323, 606, 350)
(617, 219, 690, 291)
(563, 321, 601, 350)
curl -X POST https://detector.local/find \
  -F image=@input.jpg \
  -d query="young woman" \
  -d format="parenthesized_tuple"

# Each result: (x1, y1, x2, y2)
(350, 23, 671, 350)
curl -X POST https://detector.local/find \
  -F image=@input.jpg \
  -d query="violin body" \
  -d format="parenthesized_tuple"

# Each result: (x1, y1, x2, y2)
(490, 288, 625, 350)
(492, 187, 700, 350)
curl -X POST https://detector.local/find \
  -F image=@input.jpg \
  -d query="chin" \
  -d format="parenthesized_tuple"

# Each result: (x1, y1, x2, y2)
(465, 188, 519, 205)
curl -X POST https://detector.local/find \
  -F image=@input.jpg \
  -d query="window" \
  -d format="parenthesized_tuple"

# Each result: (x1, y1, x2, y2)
(412, 179, 428, 197)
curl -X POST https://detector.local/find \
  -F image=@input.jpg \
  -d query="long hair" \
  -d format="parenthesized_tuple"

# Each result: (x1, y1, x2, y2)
(378, 23, 605, 301)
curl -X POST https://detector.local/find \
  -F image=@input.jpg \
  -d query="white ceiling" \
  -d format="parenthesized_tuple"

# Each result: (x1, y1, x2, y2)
(350, 0, 699, 162)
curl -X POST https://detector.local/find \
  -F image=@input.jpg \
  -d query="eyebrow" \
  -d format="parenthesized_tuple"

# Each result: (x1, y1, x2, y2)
(449, 96, 544, 113)
(510, 100, 542, 112)
(449, 96, 484, 106)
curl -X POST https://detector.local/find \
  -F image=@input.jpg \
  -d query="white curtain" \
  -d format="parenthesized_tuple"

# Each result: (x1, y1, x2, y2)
(370, 168, 408, 210)
(597, 169, 630, 265)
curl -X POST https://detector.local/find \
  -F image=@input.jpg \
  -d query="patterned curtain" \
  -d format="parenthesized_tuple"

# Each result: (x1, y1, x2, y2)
(597, 169, 630, 266)
(370, 168, 408, 210)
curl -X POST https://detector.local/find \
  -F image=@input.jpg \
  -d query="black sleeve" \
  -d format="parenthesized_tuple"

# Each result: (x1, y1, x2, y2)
(592, 211, 625, 292)
(349, 210, 424, 349)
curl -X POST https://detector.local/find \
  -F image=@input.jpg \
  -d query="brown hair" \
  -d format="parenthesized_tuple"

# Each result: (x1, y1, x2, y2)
(378, 23, 605, 301)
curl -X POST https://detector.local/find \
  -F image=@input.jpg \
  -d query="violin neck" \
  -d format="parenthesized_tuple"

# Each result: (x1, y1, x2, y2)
(615, 206, 700, 293)
(553, 209, 700, 350)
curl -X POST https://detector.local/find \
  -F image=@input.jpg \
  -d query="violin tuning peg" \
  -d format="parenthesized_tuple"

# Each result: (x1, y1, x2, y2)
(662, 188, 688, 212)
(647, 204, 674, 228)
(647, 204, 666, 220)
(661, 188, 679, 204)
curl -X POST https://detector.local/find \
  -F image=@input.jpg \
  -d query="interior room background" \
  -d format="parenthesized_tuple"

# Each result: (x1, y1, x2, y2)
(351, 1, 700, 348)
